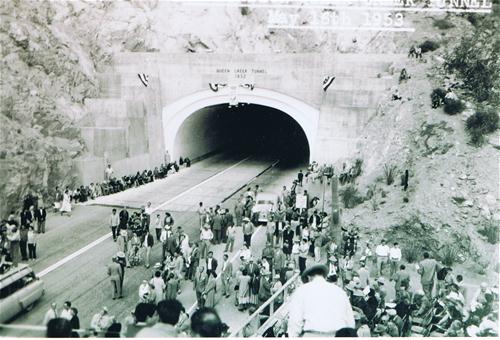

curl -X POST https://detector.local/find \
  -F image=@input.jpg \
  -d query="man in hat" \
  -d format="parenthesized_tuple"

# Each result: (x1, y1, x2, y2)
(288, 264, 355, 337)
(242, 217, 255, 248)
(107, 257, 123, 300)
(115, 251, 127, 290)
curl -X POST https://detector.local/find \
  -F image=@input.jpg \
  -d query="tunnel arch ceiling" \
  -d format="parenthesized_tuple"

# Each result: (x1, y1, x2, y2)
(162, 88, 320, 163)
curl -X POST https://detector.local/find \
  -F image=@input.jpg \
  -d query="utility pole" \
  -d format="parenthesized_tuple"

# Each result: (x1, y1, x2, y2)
(330, 175, 341, 241)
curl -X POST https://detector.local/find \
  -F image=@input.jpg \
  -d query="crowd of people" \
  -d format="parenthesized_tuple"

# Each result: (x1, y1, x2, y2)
(0, 154, 193, 274)
(3, 159, 498, 338)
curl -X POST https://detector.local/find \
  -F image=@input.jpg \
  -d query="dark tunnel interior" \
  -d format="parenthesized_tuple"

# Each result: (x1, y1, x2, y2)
(173, 104, 310, 165)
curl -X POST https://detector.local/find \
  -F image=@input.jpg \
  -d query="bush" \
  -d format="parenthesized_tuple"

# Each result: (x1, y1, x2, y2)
(383, 164, 397, 185)
(433, 19, 455, 30)
(445, 19, 499, 103)
(419, 40, 440, 53)
(403, 244, 420, 263)
(439, 244, 461, 266)
(465, 108, 499, 145)
(431, 88, 447, 105)
(443, 98, 465, 115)
(478, 222, 499, 244)
(340, 185, 364, 209)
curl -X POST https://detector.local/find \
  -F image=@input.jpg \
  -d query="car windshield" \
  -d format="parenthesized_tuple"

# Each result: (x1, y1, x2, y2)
(257, 200, 273, 205)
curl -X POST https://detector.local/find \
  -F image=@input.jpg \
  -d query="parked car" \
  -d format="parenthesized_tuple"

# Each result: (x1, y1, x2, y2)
(0, 264, 45, 323)
(251, 193, 278, 224)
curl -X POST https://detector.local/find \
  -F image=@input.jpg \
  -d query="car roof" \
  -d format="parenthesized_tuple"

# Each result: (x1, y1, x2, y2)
(0, 263, 32, 283)
(256, 193, 278, 200)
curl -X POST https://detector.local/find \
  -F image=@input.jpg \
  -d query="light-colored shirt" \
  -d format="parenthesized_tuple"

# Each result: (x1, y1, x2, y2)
(200, 229, 213, 241)
(389, 247, 402, 261)
(60, 309, 72, 321)
(375, 244, 390, 257)
(109, 213, 119, 227)
(135, 322, 179, 338)
(288, 277, 355, 336)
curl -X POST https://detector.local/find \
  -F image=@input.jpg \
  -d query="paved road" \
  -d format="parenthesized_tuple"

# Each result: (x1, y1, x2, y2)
(2, 155, 311, 337)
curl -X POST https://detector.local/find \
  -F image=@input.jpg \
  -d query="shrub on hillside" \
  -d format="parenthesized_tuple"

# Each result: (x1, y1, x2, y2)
(433, 19, 455, 30)
(443, 97, 465, 115)
(419, 40, 440, 53)
(478, 222, 499, 244)
(431, 88, 447, 108)
(340, 185, 364, 209)
(445, 17, 499, 103)
(383, 164, 397, 185)
(465, 108, 499, 145)
(403, 244, 420, 263)
(439, 244, 461, 266)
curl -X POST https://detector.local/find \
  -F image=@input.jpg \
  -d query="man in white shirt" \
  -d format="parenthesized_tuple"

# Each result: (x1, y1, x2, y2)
(109, 209, 120, 242)
(389, 242, 402, 277)
(288, 264, 355, 337)
(60, 301, 72, 320)
(104, 164, 114, 181)
(375, 239, 390, 276)
(199, 224, 213, 259)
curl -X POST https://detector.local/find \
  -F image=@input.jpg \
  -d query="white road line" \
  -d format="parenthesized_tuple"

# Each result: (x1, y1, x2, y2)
(186, 226, 263, 315)
(150, 156, 251, 214)
(37, 156, 251, 279)
(38, 233, 112, 278)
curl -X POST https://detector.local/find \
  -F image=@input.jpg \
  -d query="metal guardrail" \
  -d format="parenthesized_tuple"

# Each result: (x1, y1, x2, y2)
(229, 272, 301, 337)
(0, 323, 119, 337)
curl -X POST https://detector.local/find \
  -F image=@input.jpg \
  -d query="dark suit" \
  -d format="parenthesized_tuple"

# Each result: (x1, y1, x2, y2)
(119, 210, 129, 228)
(20, 210, 34, 227)
(206, 258, 218, 276)
(34, 208, 47, 233)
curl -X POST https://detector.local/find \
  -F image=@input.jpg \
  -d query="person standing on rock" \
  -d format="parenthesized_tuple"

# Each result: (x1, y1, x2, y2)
(105, 164, 114, 181)
(417, 252, 440, 299)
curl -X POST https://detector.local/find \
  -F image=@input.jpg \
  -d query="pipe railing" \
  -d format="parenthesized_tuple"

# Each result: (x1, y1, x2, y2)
(229, 272, 301, 337)
(0, 323, 120, 337)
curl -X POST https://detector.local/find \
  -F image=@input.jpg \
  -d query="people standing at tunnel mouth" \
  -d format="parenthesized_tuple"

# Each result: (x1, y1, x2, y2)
(297, 170, 304, 186)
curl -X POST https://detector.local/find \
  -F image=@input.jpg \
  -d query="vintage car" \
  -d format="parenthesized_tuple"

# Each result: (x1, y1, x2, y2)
(251, 192, 278, 224)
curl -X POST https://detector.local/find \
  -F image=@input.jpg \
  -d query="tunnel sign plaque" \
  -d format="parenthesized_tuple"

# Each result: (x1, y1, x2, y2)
(215, 67, 267, 82)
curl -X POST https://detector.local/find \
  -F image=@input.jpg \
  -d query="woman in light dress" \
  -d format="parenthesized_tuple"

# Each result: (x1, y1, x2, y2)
(237, 269, 251, 311)
(150, 270, 165, 304)
(60, 189, 72, 216)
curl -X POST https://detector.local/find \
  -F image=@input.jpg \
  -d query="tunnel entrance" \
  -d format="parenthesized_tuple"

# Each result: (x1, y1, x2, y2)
(173, 104, 310, 165)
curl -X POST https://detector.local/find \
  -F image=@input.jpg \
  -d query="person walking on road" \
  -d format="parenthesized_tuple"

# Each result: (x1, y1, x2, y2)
(150, 270, 165, 304)
(109, 209, 119, 242)
(199, 224, 213, 259)
(418, 251, 440, 299)
(198, 202, 206, 228)
(153, 213, 162, 241)
(212, 210, 223, 244)
(225, 224, 236, 253)
(143, 229, 154, 268)
(221, 253, 233, 298)
(203, 271, 218, 308)
(194, 266, 208, 308)
(242, 217, 255, 248)
(107, 256, 123, 300)
(375, 239, 390, 276)
(27, 227, 37, 260)
(206, 251, 218, 277)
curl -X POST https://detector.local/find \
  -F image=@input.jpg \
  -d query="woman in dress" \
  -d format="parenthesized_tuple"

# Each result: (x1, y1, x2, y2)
(150, 270, 166, 304)
(237, 269, 251, 311)
(165, 272, 179, 300)
(203, 271, 217, 308)
(60, 189, 72, 216)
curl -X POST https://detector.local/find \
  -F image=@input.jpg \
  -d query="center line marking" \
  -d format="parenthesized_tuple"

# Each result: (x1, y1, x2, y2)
(38, 156, 252, 278)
